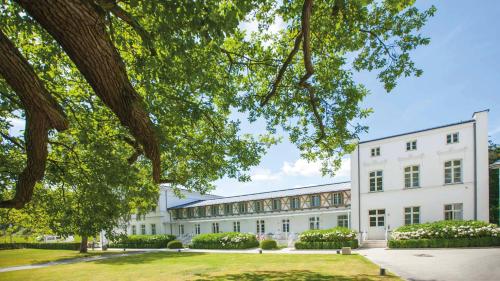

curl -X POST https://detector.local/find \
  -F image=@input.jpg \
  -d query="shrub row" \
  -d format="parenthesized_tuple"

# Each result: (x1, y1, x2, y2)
(190, 232, 259, 249)
(298, 227, 357, 243)
(295, 240, 358, 250)
(109, 234, 176, 249)
(260, 239, 277, 250)
(0, 243, 81, 250)
(391, 220, 500, 240)
(388, 237, 500, 248)
(167, 240, 183, 249)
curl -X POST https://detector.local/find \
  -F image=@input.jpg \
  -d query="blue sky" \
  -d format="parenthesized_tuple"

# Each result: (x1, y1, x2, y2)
(213, 0, 500, 197)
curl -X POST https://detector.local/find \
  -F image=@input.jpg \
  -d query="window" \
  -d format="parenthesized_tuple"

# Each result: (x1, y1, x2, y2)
(444, 160, 462, 184)
(175, 209, 182, 219)
(151, 224, 156, 235)
(369, 170, 383, 192)
(256, 220, 265, 234)
(404, 207, 420, 225)
(179, 224, 184, 235)
(212, 222, 219, 233)
(211, 205, 219, 216)
(310, 195, 321, 208)
(198, 207, 206, 217)
(369, 209, 385, 227)
(254, 201, 264, 213)
(406, 140, 417, 151)
(282, 219, 290, 233)
(131, 225, 136, 235)
(332, 193, 343, 205)
(290, 197, 301, 209)
(446, 132, 459, 144)
(309, 216, 320, 230)
(444, 203, 463, 220)
(272, 199, 281, 211)
(195, 224, 201, 235)
(337, 215, 348, 228)
(141, 224, 146, 235)
(233, 221, 240, 232)
(238, 202, 247, 214)
(404, 165, 420, 188)
(224, 204, 233, 215)
(187, 208, 194, 218)
(371, 147, 380, 157)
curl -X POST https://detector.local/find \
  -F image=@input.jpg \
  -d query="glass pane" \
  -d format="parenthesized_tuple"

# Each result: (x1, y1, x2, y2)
(413, 213, 419, 223)
(453, 133, 459, 142)
(404, 207, 411, 213)
(378, 216, 385, 226)
(445, 161, 451, 167)
(378, 209, 385, 214)
(369, 210, 376, 215)
(447, 135, 451, 143)
(405, 167, 410, 172)
(453, 160, 461, 166)
(377, 171, 382, 177)
(370, 172, 375, 177)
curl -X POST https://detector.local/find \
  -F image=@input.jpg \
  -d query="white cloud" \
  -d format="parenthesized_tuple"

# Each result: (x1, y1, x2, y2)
(282, 159, 322, 177)
(332, 157, 351, 181)
(251, 168, 281, 181)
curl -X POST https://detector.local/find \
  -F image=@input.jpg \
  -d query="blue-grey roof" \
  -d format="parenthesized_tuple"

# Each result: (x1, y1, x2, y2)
(168, 181, 351, 209)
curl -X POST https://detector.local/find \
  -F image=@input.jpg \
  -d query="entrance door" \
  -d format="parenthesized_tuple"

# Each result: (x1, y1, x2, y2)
(368, 209, 386, 239)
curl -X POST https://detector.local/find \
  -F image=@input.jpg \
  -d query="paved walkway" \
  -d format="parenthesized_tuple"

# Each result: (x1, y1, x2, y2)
(358, 247, 500, 281)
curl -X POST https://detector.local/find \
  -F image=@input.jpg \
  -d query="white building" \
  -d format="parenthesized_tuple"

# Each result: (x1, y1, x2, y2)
(124, 110, 490, 243)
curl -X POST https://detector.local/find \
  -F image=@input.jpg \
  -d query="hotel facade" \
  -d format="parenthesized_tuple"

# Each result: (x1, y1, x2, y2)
(124, 110, 490, 244)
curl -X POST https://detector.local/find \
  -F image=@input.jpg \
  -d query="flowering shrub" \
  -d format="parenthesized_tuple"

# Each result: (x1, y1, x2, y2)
(109, 234, 176, 248)
(391, 221, 500, 241)
(190, 232, 259, 249)
(295, 227, 358, 249)
(299, 227, 357, 242)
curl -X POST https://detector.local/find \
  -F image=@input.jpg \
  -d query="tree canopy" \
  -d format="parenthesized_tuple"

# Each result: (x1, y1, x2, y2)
(0, 0, 435, 209)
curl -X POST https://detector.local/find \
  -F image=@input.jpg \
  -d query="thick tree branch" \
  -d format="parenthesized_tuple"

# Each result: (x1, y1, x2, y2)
(95, 0, 156, 56)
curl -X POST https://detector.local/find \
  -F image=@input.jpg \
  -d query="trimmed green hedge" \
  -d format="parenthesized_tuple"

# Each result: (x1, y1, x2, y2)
(389, 237, 500, 248)
(295, 240, 358, 250)
(391, 220, 499, 240)
(109, 234, 176, 249)
(190, 232, 259, 249)
(0, 243, 80, 250)
(260, 239, 277, 250)
(167, 240, 183, 249)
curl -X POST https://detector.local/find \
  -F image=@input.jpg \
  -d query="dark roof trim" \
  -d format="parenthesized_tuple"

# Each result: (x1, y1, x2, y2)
(359, 120, 475, 145)
(168, 181, 351, 210)
(471, 109, 489, 118)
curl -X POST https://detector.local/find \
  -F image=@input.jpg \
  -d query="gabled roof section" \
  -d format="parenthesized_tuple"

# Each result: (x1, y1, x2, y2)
(168, 181, 351, 209)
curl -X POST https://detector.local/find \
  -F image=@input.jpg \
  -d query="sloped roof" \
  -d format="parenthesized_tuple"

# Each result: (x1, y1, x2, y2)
(168, 181, 351, 209)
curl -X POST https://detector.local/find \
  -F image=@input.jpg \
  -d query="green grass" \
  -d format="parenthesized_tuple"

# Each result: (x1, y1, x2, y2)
(0, 249, 116, 268)
(0, 250, 401, 281)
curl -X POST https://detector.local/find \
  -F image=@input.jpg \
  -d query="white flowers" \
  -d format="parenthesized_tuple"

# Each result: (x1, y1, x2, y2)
(392, 223, 500, 241)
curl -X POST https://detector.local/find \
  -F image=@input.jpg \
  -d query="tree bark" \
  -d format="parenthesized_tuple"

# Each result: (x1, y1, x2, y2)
(0, 29, 68, 209)
(80, 235, 88, 253)
(15, 0, 161, 182)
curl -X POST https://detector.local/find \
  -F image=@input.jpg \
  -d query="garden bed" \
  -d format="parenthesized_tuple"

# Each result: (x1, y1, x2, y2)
(189, 232, 259, 249)
(295, 227, 358, 249)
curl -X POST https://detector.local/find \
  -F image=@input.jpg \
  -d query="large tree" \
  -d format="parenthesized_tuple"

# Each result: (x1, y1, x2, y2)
(0, 0, 435, 208)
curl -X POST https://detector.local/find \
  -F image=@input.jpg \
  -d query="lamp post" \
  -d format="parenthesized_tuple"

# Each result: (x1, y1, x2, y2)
(490, 160, 500, 225)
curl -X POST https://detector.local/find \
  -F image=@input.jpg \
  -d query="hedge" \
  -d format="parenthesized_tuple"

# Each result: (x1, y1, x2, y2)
(389, 237, 500, 248)
(260, 239, 278, 250)
(0, 243, 81, 250)
(295, 240, 358, 250)
(391, 220, 500, 241)
(190, 232, 259, 249)
(167, 240, 183, 249)
(109, 234, 176, 249)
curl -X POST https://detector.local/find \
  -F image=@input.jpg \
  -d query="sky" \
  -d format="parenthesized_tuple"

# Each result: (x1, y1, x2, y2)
(212, 0, 500, 197)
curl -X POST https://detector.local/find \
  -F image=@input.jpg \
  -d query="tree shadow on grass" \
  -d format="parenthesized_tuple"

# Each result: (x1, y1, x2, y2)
(93, 251, 207, 265)
(194, 270, 391, 281)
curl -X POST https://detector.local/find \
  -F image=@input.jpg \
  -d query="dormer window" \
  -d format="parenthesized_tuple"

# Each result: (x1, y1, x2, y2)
(371, 147, 380, 157)
(406, 140, 417, 151)
(446, 132, 459, 144)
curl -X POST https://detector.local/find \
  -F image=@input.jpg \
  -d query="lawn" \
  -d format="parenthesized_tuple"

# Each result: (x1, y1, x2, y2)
(0, 250, 401, 281)
(0, 249, 116, 268)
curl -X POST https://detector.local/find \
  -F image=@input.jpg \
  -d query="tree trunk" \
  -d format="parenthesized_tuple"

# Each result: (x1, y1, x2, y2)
(80, 235, 88, 253)
(15, 0, 161, 183)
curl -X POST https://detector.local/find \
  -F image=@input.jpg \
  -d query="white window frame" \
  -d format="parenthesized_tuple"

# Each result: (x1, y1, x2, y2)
(369, 209, 385, 227)
(371, 147, 380, 157)
(254, 201, 264, 213)
(404, 165, 420, 188)
(446, 132, 459, 144)
(194, 224, 201, 235)
(224, 204, 232, 215)
(369, 170, 383, 192)
(282, 219, 290, 233)
(256, 220, 265, 234)
(310, 195, 321, 208)
(404, 206, 420, 225)
(406, 140, 417, 151)
(131, 225, 136, 235)
(233, 221, 240, 232)
(238, 202, 247, 214)
(290, 197, 301, 209)
(444, 203, 463, 220)
(151, 224, 156, 235)
(272, 199, 281, 211)
(444, 159, 462, 184)
(211, 205, 219, 216)
(179, 224, 184, 235)
(337, 215, 348, 228)
(212, 222, 219, 233)
(332, 193, 343, 205)
(309, 216, 320, 230)
(140, 224, 146, 235)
